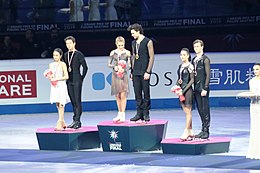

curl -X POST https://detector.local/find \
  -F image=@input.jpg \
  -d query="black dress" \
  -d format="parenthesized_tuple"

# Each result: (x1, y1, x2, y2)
(176, 63, 194, 106)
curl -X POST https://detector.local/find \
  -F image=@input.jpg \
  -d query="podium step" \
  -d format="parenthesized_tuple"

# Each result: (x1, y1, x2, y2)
(98, 120, 168, 152)
(161, 137, 231, 155)
(36, 126, 101, 150)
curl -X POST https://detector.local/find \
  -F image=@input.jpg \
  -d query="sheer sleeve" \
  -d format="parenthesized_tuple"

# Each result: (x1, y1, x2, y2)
(108, 56, 115, 69)
(176, 65, 181, 85)
(204, 57, 210, 90)
(125, 50, 131, 71)
(182, 70, 194, 94)
(108, 50, 115, 69)
(146, 40, 155, 74)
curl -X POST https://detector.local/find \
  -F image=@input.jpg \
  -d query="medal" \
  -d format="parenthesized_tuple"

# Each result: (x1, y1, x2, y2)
(135, 54, 139, 59)
(67, 50, 75, 73)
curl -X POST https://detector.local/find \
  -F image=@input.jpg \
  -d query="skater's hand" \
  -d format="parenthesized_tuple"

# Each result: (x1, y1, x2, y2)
(201, 89, 207, 96)
(177, 91, 183, 96)
(114, 66, 119, 72)
(144, 72, 150, 80)
(129, 73, 132, 80)
(50, 77, 57, 82)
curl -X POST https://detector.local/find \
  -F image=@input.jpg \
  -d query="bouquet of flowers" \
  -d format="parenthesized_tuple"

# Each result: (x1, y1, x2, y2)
(171, 85, 185, 102)
(116, 60, 126, 78)
(44, 69, 58, 87)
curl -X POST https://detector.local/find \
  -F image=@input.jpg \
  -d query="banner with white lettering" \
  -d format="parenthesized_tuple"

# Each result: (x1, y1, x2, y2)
(0, 70, 37, 99)
(2, 15, 260, 33)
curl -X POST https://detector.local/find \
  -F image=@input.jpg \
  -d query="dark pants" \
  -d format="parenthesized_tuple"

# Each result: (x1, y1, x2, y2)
(194, 90, 210, 132)
(132, 75, 151, 116)
(67, 82, 83, 122)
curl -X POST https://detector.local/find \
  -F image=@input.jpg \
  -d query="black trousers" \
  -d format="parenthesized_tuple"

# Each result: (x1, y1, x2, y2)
(67, 82, 83, 122)
(194, 90, 211, 132)
(132, 75, 151, 116)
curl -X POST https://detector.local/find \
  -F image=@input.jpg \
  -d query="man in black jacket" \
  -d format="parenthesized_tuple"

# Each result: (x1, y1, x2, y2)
(192, 39, 211, 139)
(63, 36, 88, 129)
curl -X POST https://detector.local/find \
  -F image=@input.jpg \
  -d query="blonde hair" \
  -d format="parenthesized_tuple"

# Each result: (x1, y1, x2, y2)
(115, 36, 125, 44)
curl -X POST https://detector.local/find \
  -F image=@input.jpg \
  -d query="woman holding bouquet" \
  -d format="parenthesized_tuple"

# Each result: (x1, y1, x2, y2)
(175, 48, 194, 141)
(108, 36, 131, 123)
(47, 48, 70, 130)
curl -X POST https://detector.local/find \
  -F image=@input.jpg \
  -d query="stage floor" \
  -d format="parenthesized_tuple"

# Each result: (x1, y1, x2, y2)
(0, 107, 260, 172)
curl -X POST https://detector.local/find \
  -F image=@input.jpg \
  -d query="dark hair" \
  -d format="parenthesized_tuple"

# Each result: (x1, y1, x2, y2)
(127, 23, 144, 34)
(64, 36, 76, 43)
(193, 39, 204, 47)
(181, 48, 191, 61)
(53, 48, 63, 56)
(254, 63, 260, 66)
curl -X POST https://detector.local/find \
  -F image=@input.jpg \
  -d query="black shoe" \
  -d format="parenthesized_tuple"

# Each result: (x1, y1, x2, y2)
(143, 114, 150, 122)
(73, 121, 82, 129)
(67, 121, 76, 128)
(195, 131, 204, 138)
(130, 115, 143, 122)
(200, 131, 209, 139)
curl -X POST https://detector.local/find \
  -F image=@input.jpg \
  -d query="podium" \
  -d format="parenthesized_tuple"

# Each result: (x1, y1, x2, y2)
(36, 126, 100, 150)
(161, 137, 231, 155)
(97, 120, 168, 152)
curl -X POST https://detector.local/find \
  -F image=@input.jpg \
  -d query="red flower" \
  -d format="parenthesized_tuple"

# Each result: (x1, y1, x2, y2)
(171, 85, 185, 102)
(44, 69, 58, 87)
(116, 60, 126, 78)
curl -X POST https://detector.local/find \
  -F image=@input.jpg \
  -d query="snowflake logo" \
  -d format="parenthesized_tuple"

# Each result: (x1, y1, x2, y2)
(223, 34, 244, 49)
(109, 130, 119, 142)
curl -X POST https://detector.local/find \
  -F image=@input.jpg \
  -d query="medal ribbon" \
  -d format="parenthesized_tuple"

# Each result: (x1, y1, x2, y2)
(67, 51, 75, 70)
(53, 61, 61, 77)
(135, 43, 140, 58)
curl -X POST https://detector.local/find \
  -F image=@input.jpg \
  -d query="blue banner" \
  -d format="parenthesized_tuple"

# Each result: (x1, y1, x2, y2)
(210, 63, 254, 90)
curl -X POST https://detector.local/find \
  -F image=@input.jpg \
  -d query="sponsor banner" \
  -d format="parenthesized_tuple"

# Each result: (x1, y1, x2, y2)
(2, 15, 260, 33)
(4, 22, 131, 33)
(0, 70, 37, 99)
(210, 63, 254, 90)
(0, 52, 259, 105)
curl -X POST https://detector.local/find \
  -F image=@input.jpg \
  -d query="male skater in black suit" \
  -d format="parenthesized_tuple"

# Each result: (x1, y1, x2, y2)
(127, 23, 155, 122)
(192, 39, 211, 139)
(63, 36, 88, 129)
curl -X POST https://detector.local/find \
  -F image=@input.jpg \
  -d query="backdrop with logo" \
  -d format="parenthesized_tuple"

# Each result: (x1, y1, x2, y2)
(0, 52, 259, 114)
